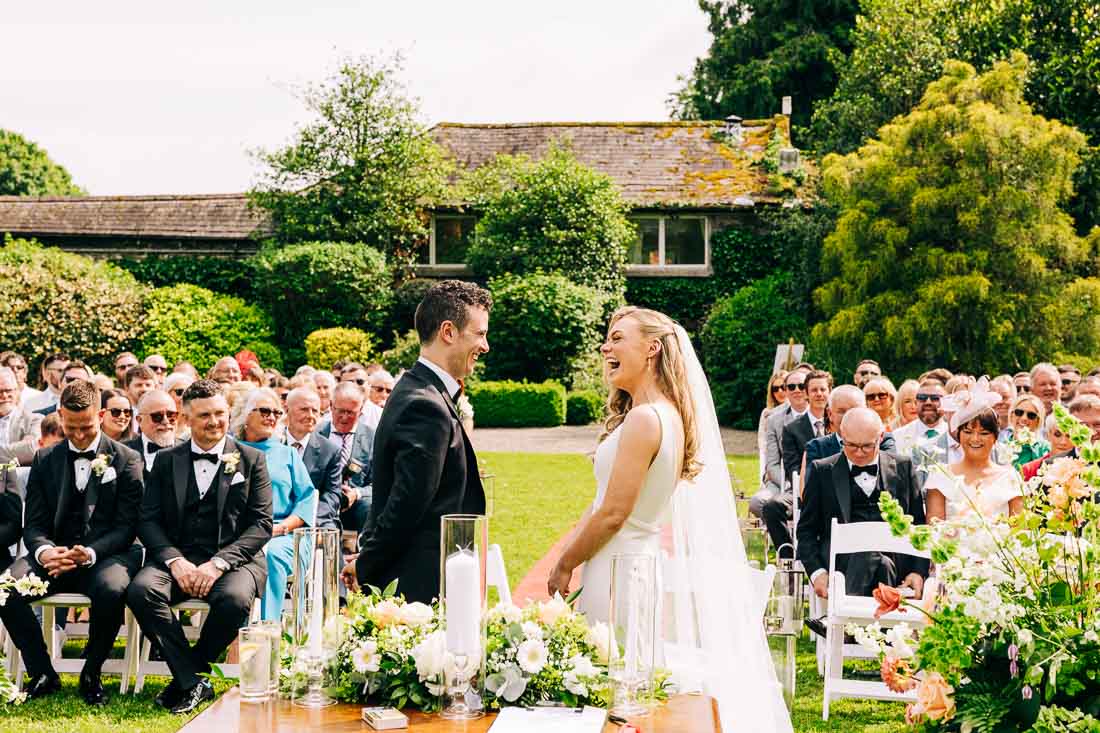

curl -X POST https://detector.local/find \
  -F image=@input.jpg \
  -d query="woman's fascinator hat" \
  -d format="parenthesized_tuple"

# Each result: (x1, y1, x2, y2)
(941, 377, 1002, 433)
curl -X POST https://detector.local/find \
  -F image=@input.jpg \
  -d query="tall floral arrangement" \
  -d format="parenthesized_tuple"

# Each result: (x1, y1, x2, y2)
(854, 404, 1100, 732)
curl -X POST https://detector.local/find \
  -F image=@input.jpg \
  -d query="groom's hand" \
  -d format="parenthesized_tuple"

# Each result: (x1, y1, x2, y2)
(341, 559, 359, 594)
(812, 572, 829, 599)
(547, 564, 571, 599)
(899, 573, 924, 599)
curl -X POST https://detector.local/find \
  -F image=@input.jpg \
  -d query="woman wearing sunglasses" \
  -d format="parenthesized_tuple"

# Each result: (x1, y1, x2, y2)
(232, 387, 317, 622)
(862, 376, 897, 428)
(1000, 393, 1050, 469)
(757, 371, 788, 488)
(99, 389, 134, 442)
(164, 372, 194, 441)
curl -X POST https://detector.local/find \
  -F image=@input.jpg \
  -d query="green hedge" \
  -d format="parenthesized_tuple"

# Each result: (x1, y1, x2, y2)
(380, 329, 420, 375)
(566, 390, 604, 426)
(467, 380, 566, 428)
(114, 255, 258, 299)
(305, 327, 376, 370)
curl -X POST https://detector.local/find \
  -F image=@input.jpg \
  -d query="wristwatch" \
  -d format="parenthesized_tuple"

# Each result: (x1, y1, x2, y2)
(211, 556, 230, 572)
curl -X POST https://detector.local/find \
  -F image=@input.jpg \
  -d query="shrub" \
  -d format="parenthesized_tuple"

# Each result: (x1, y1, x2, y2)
(566, 391, 604, 426)
(485, 272, 609, 387)
(114, 255, 257, 300)
(0, 238, 147, 373)
(379, 329, 420, 375)
(140, 283, 277, 373)
(305, 328, 377, 370)
(701, 273, 807, 428)
(467, 380, 566, 428)
(251, 241, 393, 365)
(244, 340, 284, 373)
(625, 278, 717, 333)
(386, 278, 439, 342)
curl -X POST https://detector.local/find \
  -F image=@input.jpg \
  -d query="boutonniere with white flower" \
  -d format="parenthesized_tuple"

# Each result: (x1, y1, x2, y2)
(90, 454, 110, 477)
(221, 451, 241, 473)
(457, 394, 474, 421)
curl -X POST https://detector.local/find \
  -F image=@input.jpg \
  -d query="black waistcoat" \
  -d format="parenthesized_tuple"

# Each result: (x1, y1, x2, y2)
(178, 466, 220, 559)
(58, 464, 87, 547)
(849, 475, 885, 523)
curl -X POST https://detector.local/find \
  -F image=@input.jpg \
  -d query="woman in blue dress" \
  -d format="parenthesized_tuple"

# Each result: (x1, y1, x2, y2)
(233, 387, 317, 621)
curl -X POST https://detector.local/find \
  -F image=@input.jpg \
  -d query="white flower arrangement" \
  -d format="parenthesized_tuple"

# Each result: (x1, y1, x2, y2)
(0, 571, 49, 704)
(221, 451, 241, 473)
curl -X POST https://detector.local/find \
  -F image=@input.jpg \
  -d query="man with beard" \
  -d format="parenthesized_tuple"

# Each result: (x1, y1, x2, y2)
(126, 390, 180, 474)
(891, 378, 947, 457)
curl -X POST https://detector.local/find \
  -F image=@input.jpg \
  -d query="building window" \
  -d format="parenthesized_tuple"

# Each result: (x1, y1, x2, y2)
(627, 215, 708, 268)
(420, 215, 476, 265)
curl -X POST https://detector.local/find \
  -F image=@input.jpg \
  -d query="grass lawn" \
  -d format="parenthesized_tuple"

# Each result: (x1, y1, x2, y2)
(0, 451, 907, 733)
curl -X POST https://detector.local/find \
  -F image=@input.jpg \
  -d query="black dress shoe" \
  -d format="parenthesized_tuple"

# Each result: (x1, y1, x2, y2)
(805, 617, 827, 639)
(79, 669, 107, 706)
(170, 679, 214, 715)
(155, 680, 183, 709)
(24, 672, 61, 699)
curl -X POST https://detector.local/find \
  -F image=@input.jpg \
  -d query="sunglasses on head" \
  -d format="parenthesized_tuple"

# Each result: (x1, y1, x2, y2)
(865, 392, 889, 402)
(146, 410, 177, 424)
(254, 406, 284, 419)
(106, 407, 133, 419)
(916, 393, 942, 402)
(785, 383, 805, 391)
(1013, 408, 1039, 420)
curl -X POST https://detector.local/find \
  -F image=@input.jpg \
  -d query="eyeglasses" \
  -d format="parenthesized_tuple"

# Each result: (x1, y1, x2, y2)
(770, 384, 785, 394)
(107, 407, 133, 420)
(1013, 409, 1039, 421)
(865, 392, 890, 402)
(145, 410, 177, 424)
(370, 385, 393, 394)
(253, 406, 284, 420)
(7, 363, 26, 372)
(1017, 385, 1031, 393)
(916, 393, 942, 402)
(348, 378, 367, 386)
(332, 408, 359, 418)
(785, 383, 805, 391)
(116, 362, 138, 371)
(846, 441, 877, 452)
(147, 365, 167, 373)
(170, 388, 185, 397)
(1061, 378, 1078, 386)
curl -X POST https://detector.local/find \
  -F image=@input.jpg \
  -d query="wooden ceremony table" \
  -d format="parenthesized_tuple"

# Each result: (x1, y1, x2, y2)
(180, 688, 722, 732)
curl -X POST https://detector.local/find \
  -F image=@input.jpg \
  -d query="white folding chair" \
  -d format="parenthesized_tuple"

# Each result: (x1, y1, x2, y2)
(821, 519, 932, 720)
(486, 544, 511, 605)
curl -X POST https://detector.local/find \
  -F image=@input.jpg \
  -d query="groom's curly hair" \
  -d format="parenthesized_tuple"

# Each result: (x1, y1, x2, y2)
(415, 280, 493, 345)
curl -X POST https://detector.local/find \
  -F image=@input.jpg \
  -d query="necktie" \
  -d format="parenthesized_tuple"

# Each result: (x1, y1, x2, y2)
(70, 450, 95, 462)
(292, 441, 303, 454)
(191, 452, 218, 463)
(814, 419, 824, 438)
(336, 432, 353, 471)
(925, 428, 938, 439)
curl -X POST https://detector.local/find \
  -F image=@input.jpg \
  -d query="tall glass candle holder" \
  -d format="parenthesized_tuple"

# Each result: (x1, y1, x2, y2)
(251, 619, 282, 699)
(438, 514, 488, 720)
(609, 553, 656, 718)
(291, 527, 340, 708)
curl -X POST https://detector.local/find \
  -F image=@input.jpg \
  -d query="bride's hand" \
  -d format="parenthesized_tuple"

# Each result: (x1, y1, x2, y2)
(547, 563, 572, 599)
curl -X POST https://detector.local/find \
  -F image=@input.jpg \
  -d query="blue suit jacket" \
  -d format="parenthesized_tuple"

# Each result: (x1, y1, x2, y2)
(316, 419, 374, 490)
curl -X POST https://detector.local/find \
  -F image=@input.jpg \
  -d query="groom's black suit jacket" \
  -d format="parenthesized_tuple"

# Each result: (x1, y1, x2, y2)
(356, 361, 485, 604)
(796, 450, 929, 581)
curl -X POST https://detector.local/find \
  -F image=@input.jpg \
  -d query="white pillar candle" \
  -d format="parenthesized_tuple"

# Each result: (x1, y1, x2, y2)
(309, 547, 324, 657)
(445, 549, 480, 658)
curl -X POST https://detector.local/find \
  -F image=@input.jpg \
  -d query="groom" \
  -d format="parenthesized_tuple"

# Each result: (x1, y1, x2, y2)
(344, 280, 491, 604)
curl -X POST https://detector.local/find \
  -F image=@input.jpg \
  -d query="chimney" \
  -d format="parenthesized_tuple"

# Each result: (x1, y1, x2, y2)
(723, 114, 743, 144)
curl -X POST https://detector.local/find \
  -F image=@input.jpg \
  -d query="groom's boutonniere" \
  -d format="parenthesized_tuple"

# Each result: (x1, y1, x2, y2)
(457, 394, 474, 422)
(221, 451, 241, 473)
(90, 454, 110, 477)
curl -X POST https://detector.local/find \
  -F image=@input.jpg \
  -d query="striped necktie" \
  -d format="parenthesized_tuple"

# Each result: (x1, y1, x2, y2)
(337, 432, 353, 472)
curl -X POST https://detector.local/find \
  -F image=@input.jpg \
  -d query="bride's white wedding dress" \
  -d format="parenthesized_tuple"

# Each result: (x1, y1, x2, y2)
(576, 327, 792, 733)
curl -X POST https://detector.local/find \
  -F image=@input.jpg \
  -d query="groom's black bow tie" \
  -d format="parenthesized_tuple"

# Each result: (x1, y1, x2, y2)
(191, 452, 219, 463)
(69, 449, 95, 462)
(850, 464, 878, 478)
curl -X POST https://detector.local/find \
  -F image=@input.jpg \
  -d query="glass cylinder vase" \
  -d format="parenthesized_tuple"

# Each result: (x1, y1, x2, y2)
(290, 526, 341, 708)
(609, 552, 657, 718)
(438, 514, 488, 720)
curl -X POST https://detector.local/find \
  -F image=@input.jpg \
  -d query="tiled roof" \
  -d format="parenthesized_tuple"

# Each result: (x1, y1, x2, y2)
(0, 193, 271, 239)
(431, 118, 807, 208)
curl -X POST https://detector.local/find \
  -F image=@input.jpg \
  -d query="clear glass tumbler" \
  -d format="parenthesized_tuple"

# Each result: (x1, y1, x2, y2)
(238, 626, 271, 703)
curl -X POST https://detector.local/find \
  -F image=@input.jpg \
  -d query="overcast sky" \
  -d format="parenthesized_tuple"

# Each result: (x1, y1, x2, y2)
(2, 2, 712, 195)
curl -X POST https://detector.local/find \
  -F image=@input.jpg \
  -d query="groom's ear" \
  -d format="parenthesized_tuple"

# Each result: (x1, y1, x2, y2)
(438, 320, 457, 345)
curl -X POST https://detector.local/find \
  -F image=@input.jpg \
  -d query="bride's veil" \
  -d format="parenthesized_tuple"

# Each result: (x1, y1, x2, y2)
(663, 325, 792, 732)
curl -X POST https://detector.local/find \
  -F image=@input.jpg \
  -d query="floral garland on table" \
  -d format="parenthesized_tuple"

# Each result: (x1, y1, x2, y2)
(850, 403, 1100, 732)
(280, 582, 624, 712)
(0, 571, 50, 704)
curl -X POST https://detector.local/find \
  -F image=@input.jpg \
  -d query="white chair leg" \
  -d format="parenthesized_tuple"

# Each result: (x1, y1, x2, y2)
(135, 636, 152, 694)
(118, 610, 134, 694)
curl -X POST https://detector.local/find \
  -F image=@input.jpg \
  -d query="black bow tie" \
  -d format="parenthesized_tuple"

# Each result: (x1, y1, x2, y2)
(145, 442, 162, 454)
(191, 452, 219, 463)
(69, 450, 95, 462)
(851, 464, 878, 478)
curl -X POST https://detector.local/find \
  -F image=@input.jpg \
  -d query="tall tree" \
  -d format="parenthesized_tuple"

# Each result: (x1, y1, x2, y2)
(669, 0, 859, 130)
(0, 130, 84, 196)
(250, 53, 451, 265)
(813, 54, 1094, 375)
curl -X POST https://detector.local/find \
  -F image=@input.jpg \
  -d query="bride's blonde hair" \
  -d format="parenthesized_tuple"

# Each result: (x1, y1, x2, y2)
(599, 306, 701, 481)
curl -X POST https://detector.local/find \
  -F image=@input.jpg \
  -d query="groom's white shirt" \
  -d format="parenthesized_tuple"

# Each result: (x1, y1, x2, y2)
(416, 356, 460, 401)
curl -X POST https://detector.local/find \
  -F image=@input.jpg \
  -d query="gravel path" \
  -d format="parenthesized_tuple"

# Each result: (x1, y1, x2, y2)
(471, 425, 757, 455)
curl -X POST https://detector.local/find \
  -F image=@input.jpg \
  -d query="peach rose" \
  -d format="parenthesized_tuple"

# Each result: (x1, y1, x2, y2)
(1049, 483, 1070, 510)
(916, 672, 955, 722)
(873, 583, 904, 619)
(1066, 476, 1092, 500)
(881, 656, 917, 693)
(1045, 458, 1085, 488)
(371, 599, 402, 627)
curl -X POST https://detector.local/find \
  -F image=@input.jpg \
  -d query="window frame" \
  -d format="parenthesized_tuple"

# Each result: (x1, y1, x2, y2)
(417, 213, 476, 275)
(625, 214, 711, 277)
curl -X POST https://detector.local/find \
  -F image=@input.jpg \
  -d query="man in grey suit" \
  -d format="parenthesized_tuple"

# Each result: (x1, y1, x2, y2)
(284, 387, 342, 531)
(317, 382, 375, 535)
(0, 367, 42, 466)
(750, 370, 807, 520)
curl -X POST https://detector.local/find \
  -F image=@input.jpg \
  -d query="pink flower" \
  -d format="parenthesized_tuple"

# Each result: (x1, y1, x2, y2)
(873, 583, 904, 619)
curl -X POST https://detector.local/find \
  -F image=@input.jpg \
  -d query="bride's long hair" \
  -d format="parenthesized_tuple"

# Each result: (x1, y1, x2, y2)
(599, 306, 701, 480)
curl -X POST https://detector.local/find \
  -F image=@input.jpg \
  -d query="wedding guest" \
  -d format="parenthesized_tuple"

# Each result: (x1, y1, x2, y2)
(38, 412, 63, 449)
(127, 379, 272, 715)
(1059, 364, 1082, 402)
(0, 351, 42, 406)
(913, 379, 1014, 480)
(125, 366, 157, 433)
(272, 376, 290, 406)
(317, 383, 375, 535)
(313, 370, 335, 423)
(144, 355, 169, 387)
(125, 390, 179, 474)
(1030, 362, 1061, 416)
(1067, 394, 1100, 446)
(751, 371, 801, 523)
(244, 365, 266, 388)
(945, 374, 975, 394)
(800, 387, 897, 491)
(224, 381, 254, 413)
(919, 368, 953, 386)
(3, 380, 143, 705)
(989, 375, 1018, 431)
(1001, 394, 1049, 468)
(1090, 366, 1100, 379)
(172, 361, 200, 379)
(894, 379, 920, 429)
(208, 357, 242, 386)
(27, 352, 68, 414)
(1014, 371, 1032, 394)
(164, 372, 195, 441)
(263, 368, 282, 387)
(362, 370, 394, 431)
(113, 353, 139, 387)
(781, 370, 831, 481)
(756, 371, 788, 490)
(1076, 377, 1100, 399)
(284, 387, 341, 532)
(798, 408, 928, 600)
(233, 388, 315, 622)
(98, 389, 134, 443)
(0, 459, 20, 570)
(330, 359, 349, 380)
(340, 363, 370, 388)
(891, 378, 947, 457)
(92, 374, 114, 392)
(862, 377, 896, 427)
(1022, 414, 1074, 480)
(853, 359, 881, 388)
(294, 365, 316, 378)
(61, 360, 94, 387)
(925, 393, 1023, 521)
(0, 367, 42, 466)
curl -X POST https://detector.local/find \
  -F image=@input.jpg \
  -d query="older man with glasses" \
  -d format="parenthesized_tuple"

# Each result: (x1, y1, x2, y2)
(0, 367, 43, 467)
(125, 390, 180, 474)
(890, 378, 947, 458)
(0, 351, 41, 407)
(144, 355, 169, 387)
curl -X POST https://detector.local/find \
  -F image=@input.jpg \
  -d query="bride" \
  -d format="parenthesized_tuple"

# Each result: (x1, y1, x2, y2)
(546, 306, 792, 732)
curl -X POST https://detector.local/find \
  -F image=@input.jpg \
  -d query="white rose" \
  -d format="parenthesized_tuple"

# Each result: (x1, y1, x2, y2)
(537, 593, 571, 626)
(412, 630, 448, 681)
(521, 621, 543, 641)
(586, 621, 613, 664)
(517, 639, 548, 674)
(568, 653, 598, 679)
(564, 673, 587, 697)
(398, 601, 435, 628)
(489, 602, 523, 624)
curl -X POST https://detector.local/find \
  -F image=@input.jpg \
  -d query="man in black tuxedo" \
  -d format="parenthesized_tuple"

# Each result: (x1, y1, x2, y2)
(126, 379, 272, 715)
(1, 380, 144, 705)
(284, 387, 341, 530)
(344, 280, 490, 604)
(797, 407, 928, 602)
(125, 389, 180, 476)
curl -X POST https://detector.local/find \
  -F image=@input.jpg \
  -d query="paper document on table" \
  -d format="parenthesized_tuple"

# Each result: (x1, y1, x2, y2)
(489, 705, 608, 733)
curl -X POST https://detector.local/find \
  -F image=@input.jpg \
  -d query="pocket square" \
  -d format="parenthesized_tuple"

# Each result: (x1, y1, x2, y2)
(231, 472, 246, 485)
(101, 467, 117, 484)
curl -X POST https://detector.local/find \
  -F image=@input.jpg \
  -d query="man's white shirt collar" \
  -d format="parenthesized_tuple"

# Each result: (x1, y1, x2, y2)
(68, 432, 103, 455)
(287, 431, 311, 451)
(190, 435, 228, 457)
(788, 406, 807, 419)
(417, 356, 461, 400)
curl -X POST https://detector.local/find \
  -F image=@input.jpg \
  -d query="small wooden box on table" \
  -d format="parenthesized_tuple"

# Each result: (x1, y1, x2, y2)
(180, 688, 722, 732)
